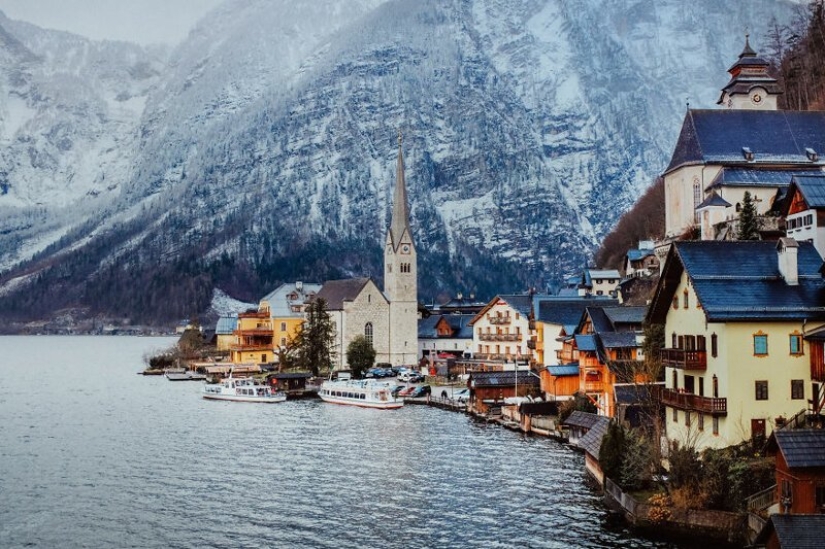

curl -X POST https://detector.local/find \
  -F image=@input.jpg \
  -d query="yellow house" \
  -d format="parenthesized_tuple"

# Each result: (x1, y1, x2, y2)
(230, 305, 274, 364)
(647, 239, 825, 452)
(261, 282, 322, 356)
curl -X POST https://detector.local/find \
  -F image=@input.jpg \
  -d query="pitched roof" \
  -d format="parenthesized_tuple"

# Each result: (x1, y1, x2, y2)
(600, 332, 638, 349)
(614, 383, 661, 405)
(215, 315, 238, 335)
(575, 334, 598, 352)
(707, 167, 823, 191)
(774, 429, 825, 468)
(754, 514, 825, 548)
(563, 410, 601, 429)
(577, 416, 611, 459)
(547, 364, 579, 377)
(790, 174, 825, 209)
(535, 297, 619, 326)
(314, 278, 375, 310)
(418, 315, 441, 337)
(648, 241, 825, 323)
(262, 282, 324, 318)
(696, 191, 732, 209)
(665, 110, 825, 173)
(470, 294, 534, 326)
(603, 306, 647, 326)
(469, 371, 540, 388)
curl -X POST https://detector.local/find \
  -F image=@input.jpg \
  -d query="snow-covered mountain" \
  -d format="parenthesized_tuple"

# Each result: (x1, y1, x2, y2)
(0, 0, 803, 326)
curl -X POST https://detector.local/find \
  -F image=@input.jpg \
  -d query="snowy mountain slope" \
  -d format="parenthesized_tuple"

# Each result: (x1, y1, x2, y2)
(0, 0, 803, 326)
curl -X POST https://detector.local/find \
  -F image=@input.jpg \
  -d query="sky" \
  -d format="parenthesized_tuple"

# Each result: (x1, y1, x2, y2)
(0, 0, 225, 45)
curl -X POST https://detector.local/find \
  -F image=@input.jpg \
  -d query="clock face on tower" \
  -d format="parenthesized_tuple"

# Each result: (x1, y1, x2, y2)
(401, 244, 411, 254)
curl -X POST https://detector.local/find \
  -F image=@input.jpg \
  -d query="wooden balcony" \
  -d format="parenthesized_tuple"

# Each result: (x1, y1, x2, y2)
(229, 343, 272, 352)
(661, 388, 727, 416)
(584, 381, 605, 393)
(661, 349, 707, 371)
(500, 334, 521, 342)
(812, 360, 825, 382)
(526, 339, 536, 350)
(488, 316, 511, 325)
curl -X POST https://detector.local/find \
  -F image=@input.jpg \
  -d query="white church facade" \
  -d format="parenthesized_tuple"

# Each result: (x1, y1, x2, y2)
(316, 136, 419, 369)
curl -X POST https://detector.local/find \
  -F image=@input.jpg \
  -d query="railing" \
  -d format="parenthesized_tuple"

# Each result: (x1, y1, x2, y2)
(229, 344, 272, 352)
(473, 353, 506, 361)
(661, 388, 727, 415)
(661, 349, 707, 371)
(746, 484, 777, 513)
(584, 381, 604, 393)
(488, 316, 512, 325)
(500, 334, 521, 342)
(234, 327, 274, 336)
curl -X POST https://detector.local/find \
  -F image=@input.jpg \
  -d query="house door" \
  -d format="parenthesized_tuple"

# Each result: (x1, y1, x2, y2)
(751, 419, 766, 442)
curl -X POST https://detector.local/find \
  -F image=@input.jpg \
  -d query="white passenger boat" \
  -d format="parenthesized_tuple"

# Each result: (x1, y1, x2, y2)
(202, 376, 286, 403)
(319, 378, 404, 409)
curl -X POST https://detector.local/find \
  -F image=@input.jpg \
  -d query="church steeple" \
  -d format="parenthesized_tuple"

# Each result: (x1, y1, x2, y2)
(389, 131, 412, 251)
(717, 34, 782, 110)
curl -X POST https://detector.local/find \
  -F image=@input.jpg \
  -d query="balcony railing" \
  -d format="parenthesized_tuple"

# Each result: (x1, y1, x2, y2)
(661, 349, 707, 371)
(229, 343, 272, 352)
(488, 316, 512, 325)
(661, 388, 727, 415)
(479, 333, 521, 342)
(584, 381, 604, 393)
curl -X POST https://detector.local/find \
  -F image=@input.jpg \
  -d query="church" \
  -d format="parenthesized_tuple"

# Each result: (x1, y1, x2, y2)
(663, 36, 825, 242)
(315, 136, 419, 369)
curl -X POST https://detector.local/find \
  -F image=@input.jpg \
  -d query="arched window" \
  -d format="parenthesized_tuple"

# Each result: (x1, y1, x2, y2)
(365, 322, 373, 345)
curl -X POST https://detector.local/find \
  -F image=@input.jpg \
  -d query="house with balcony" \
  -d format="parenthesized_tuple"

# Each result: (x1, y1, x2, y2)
(469, 294, 532, 368)
(647, 238, 825, 452)
(260, 281, 322, 355)
(230, 305, 276, 364)
(781, 174, 825, 259)
(532, 296, 618, 368)
(418, 313, 474, 361)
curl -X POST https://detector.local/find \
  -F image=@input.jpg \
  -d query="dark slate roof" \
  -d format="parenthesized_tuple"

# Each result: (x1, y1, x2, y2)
(575, 334, 598, 352)
(547, 364, 579, 377)
(648, 241, 825, 323)
(498, 294, 533, 316)
(774, 429, 825, 468)
(791, 174, 825, 209)
(314, 278, 374, 310)
(535, 297, 619, 326)
(443, 315, 474, 338)
(754, 514, 825, 548)
(418, 315, 441, 338)
(626, 248, 656, 261)
(665, 110, 825, 173)
(577, 416, 611, 459)
(600, 332, 638, 349)
(603, 306, 647, 326)
(563, 410, 601, 429)
(585, 307, 613, 333)
(470, 371, 540, 388)
(706, 167, 823, 190)
(696, 191, 732, 209)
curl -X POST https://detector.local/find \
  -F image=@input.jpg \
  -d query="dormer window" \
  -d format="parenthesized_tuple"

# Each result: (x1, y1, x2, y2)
(806, 147, 818, 162)
(742, 147, 754, 161)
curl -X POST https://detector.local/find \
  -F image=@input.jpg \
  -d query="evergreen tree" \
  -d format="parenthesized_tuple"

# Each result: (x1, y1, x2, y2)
(737, 191, 761, 240)
(599, 420, 627, 483)
(346, 335, 376, 379)
(292, 298, 335, 376)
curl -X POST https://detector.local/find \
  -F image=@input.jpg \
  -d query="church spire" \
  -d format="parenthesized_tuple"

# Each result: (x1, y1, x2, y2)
(389, 131, 411, 250)
(717, 35, 781, 109)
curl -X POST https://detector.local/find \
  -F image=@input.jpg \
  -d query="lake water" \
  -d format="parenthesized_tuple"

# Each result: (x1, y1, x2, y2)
(0, 336, 729, 548)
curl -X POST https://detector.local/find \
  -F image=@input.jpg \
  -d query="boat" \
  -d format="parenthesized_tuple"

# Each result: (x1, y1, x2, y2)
(165, 368, 207, 381)
(202, 375, 287, 403)
(318, 378, 404, 409)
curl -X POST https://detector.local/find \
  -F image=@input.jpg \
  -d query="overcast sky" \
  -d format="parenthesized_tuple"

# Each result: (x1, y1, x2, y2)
(0, 0, 224, 45)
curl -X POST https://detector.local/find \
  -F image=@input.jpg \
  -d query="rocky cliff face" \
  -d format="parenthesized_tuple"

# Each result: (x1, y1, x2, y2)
(0, 0, 801, 326)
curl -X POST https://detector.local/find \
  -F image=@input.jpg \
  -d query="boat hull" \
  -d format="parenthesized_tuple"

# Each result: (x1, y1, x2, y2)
(319, 379, 404, 409)
(202, 393, 286, 403)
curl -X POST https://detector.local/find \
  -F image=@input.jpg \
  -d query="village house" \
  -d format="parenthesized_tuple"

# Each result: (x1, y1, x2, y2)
(261, 281, 322, 352)
(467, 370, 540, 415)
(468, 294, 532, 368)
(647, 239, 825, 452)
(768, 428, 825, 515)
(782, 174, 825, 259)
(622, 240, 660, 278)
(663, 37, 825, 246)
(214, 314, 238, 352)
(532, 296, 618, 368)
(229, 305, 275, 364)
(418, 313, 473, 362)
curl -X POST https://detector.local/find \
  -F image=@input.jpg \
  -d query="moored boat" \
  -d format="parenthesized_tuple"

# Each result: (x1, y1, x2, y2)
(165, 368, 207, 381)
(319, 378, 404, 409)
(202, 376, 286, 403)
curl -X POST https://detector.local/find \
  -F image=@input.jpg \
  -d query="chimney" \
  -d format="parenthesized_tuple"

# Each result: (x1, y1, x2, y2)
(777, 238, 799, 286)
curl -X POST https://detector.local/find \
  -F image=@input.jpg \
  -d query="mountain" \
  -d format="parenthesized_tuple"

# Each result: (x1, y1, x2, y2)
(0, 0, 803, 331)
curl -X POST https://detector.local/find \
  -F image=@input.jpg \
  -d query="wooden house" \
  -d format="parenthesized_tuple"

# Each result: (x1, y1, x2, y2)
(768, 429, 825, 515)
(468, 370, 540, 415)
(753, 514, 825, 549)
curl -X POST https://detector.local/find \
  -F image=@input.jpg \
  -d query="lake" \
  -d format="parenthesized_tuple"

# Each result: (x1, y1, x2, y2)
(0, 336, 729, 548)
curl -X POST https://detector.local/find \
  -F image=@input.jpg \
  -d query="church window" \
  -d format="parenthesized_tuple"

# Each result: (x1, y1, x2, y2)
(683, 290, 689, 309)
(365, 323, 373, 345)
(388, 265, 392, 273)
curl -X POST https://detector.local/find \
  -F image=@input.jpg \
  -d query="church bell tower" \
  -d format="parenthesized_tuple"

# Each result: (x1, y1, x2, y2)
(384, 133, 418, 366)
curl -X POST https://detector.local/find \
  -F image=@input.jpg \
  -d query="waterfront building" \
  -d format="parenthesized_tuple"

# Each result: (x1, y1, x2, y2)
(214, 314, 238, 351)
(260, 281, 322, 351)
(469, 295, 532, 367)
(532, 296, 618, 368)
(467, 370, 540, 415)
(663, 36, 825, 242)
(418, 314, 473, 361)
(647, 239, 825, 451)
(317, 137, 419, 369)
(229, 305, 275, 364)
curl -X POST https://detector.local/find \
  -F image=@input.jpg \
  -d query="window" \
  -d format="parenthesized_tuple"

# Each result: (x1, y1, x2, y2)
(698, 413, 704, 431)
(753, 333, 768, 356)
(673, 408, 678, 422)
(711, 333, 718, 357)
(280, 322, 287, 332)
(755, 380, 769, 400)
(789, 333, 803, 355)
(699, 376, 705, 397)
(683, 290, 689, 309)
(672, 332, 677, 348)
(673, 296, 679, 309)
(364, 322, 373, 345)
(672, 370, 678, 390)
(791, 379, 804, 400)
(685, 411, 691, 426)
(816, 485, 825, 511)
(713, 416, 719, 435)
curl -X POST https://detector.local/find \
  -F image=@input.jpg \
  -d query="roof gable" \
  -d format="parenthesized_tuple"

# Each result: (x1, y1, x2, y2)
(775, 429, 825, 468)
(314, 278, 377, 310)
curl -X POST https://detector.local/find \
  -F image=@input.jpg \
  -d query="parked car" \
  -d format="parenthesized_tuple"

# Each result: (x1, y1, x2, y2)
(409, 385, 431, 398)
(391, 385, 405, 398)
(398, 385, 418, 397)
(398, 371, 423, 383)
